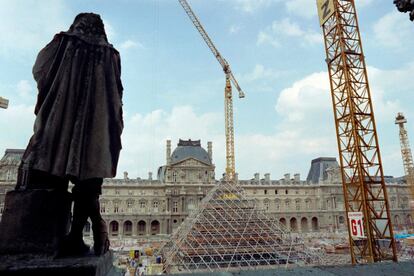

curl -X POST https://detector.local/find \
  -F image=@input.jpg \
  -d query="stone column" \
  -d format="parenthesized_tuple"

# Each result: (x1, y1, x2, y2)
(207, 141, 212, 161)
(166, 140, 171, 165)
(146, 219, 151, 235)
(119, 220, 124, 238)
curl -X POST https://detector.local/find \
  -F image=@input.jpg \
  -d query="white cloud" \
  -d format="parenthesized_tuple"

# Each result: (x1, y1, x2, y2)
(257, 31, 280, 48)
(0, 104, 35, 155)
(1, 63, 410, 181)
(0, 0, 68, 59)
(276, 72, 331, 122)
(118, 39, 144, 51)
(271, 64, 408, 177)
(118, 64, 409, 179)
(285, 0, 316, 19)
(373, 10, 414, 49)
(285, 0, 373, 19)
(16, 80, 34, 100)
(232, 0, 280, 13)
(118, 106, 224, 178)
(241, 64, 284, 82)
(358, 0, 374, 8)
(229, 25, 241, 34)
(257, 18, 322, 48)
(102, 20, 116, 43)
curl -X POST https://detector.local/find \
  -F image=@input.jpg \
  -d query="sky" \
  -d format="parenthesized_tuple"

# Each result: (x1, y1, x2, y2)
(0, 0, 413, 180)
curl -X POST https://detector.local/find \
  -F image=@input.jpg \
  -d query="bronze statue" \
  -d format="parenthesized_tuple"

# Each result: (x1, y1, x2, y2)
(16, 13, 123, 256)
(394, 0, 414, 20)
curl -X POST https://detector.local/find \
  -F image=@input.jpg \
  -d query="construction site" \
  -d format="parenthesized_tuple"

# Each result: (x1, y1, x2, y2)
(118, 0, 414, 274)
(1, 0, 414, 275)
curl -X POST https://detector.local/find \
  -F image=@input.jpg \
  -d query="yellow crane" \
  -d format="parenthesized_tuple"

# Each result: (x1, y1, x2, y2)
(316, 0, 397, 263)
(178, 0, 245, 182)
(395, 112, 414, 229)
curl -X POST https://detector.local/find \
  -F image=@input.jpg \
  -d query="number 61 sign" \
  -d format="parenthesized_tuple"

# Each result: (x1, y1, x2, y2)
(348, 212, 366, 239)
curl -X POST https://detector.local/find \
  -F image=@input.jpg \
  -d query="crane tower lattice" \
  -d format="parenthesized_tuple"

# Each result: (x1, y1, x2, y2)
(395, 113, 414, 228)
(178, 0, 245, 182)
(317, 0, 398, 264)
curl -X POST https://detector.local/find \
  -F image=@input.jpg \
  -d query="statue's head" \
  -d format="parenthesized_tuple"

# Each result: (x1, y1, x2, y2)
(394, 0, 414, 12)
(68, 13, 108, 41)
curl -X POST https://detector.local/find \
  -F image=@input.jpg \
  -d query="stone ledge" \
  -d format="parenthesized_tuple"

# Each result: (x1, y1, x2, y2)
(0, 251, 123, 276)
(170, 261, 414, 276)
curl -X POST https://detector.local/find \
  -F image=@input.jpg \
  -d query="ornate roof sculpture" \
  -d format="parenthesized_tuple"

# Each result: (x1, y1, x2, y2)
(0, 149, 24, 167)
(0, 149, 24, 182)
(306, 157, 339, 184)
(159, 181, 322, 274)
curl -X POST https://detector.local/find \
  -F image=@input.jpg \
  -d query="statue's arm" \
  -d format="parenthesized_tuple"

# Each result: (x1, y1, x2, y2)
(32, 35, 61, 115)
(113, 52, 124, 132)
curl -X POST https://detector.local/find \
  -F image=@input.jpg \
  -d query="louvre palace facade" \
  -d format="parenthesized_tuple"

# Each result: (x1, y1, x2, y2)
(0, 139, 412, 240)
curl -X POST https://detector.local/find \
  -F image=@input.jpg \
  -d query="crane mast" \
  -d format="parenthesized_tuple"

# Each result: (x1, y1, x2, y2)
(395, 113, 414, 228)
(179, 0, 245, 181)
(317, 0, 397, 263)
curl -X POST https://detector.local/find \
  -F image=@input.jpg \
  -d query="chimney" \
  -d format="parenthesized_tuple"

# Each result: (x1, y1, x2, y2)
(294, 173, 300, 183)
(148, 172, 153, 180)
(207, 141, 213, 161)
(123, 171, 129, 180)
(265, 173, 270, 183)
(254, 173, 260, 182)
(284, 173, 290, 183)
(235, 173, 239, 183)
(166, 140, 171, 165)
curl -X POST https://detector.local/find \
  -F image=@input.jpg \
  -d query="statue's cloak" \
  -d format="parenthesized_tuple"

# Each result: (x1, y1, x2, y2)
(21, 29, 123, 181)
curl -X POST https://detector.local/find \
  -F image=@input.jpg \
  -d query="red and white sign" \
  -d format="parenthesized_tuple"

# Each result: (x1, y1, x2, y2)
(348, 212, 366, 239)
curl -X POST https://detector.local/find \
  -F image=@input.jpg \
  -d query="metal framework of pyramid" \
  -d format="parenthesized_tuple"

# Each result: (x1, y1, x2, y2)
(160, 181, 322, 274)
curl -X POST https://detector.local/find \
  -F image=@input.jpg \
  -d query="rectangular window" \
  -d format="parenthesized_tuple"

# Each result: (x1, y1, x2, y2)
(173, 201, 178, 213)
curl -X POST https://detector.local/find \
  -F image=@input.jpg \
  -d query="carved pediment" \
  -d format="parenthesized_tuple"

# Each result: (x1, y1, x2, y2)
(171, 158, 211, 168)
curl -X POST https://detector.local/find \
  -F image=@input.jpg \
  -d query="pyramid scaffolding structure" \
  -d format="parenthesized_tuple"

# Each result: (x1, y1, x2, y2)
(159, 181, 322, 274)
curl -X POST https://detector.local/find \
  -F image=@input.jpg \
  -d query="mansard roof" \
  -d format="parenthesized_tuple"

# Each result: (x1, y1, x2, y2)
(171, 139, 212, 166)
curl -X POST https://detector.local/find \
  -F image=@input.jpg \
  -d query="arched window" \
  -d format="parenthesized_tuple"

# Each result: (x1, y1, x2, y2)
(138, 220, 146, 235)
(83, 221, 91, 236)
(123, 221, 133, 236)
(151, 220, 160, 235)
(311, 217, 319, 231)
(109, 221, 119, 236)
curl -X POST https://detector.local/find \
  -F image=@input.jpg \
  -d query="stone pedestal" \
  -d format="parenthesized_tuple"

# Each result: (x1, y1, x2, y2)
(0, 251, 123, 276)
(0, 189, 72, 255)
